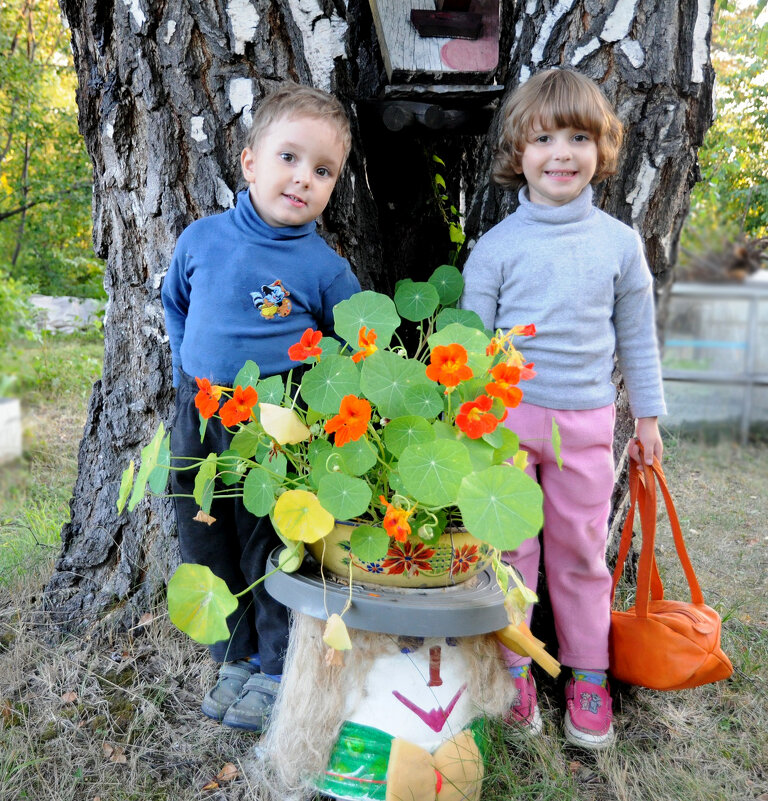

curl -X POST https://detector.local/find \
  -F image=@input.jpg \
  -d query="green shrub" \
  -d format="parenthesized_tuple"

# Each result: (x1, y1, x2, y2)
(0, 268, 35, 351)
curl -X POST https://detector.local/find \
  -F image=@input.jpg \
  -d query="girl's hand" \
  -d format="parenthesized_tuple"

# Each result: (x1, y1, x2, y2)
(628, 417, 663, 466)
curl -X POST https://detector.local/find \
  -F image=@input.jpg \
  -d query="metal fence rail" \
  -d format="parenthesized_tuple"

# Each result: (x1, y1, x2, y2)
(662, 279, 768, 444)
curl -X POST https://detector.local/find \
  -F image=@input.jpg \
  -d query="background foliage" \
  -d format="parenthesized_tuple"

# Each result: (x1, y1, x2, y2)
(0, 0, 102, 299)
(681, 1, 768, 257)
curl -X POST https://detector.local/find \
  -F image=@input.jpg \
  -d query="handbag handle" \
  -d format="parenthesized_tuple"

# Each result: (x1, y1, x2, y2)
(611, 447, 704, 617)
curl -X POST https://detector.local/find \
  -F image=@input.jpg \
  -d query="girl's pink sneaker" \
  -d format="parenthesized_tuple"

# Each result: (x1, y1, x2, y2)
(564, 677, 615, 749)
(505, 666, 543, 734)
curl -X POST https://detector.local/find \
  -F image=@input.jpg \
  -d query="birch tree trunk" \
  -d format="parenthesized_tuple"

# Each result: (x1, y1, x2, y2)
(45, 0, 715, 629)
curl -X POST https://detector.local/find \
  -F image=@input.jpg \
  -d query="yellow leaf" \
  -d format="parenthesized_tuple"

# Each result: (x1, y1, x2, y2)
(216, 762, 239, 782)
(273, 490, 334, 543)
(322, 613, 352, 651)
(260, 403, 311, 444)
(193, 510, 217, 525)
(513, 449, 528, 471)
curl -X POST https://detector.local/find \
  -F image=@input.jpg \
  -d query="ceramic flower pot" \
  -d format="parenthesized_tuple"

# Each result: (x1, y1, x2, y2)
(306, 521, 494, 588)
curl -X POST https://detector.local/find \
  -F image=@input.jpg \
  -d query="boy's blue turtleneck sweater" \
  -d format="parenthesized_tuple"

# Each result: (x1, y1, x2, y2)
(162, 189, 360, 387)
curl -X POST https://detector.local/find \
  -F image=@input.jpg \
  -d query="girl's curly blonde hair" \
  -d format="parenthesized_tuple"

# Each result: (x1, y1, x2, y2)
(492, 69, 623, 188)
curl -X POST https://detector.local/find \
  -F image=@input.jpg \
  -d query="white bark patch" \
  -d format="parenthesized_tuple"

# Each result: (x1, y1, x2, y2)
(691, 0, 711, 83)
(619, 38, 644, 68)
(284, 0, 347, 92)
(229, 78, 254, 128)
(530, 0, 576, 65)
(190, 116, 208, 142)
(519, 65, 531, 83)
(123, 0, 146, 29)
(509, 19, 523, 58)
(600, 0, 637, 42)
(625, 155, 657, 222)
(216, 179, 236, 209)
(227, 0, 261, 55)
(571, 37, 600, 66)
(163, 20, 177, 44)
(525, 0, 538, 15)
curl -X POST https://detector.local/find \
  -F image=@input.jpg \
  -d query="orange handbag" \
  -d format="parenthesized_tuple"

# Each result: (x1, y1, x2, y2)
(609, 454, 733, 691)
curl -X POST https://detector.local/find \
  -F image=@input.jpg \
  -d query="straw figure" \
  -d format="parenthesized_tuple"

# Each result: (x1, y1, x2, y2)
(249, 611, 519, 801)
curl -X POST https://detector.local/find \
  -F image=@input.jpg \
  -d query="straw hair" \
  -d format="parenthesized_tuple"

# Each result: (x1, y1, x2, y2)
(493, 68, 623, 188)
(245, 82, 352, 160)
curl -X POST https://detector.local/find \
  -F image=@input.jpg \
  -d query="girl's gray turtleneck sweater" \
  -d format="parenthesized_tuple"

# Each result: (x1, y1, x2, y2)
(460, 185, 666, 419)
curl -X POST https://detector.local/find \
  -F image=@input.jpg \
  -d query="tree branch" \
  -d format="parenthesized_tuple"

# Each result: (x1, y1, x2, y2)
(0, 181, 92, 222)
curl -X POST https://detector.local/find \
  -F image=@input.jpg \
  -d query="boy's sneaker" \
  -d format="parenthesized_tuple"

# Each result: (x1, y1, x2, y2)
(505, 665, 543, 734)
(564, 676, 614, 749)
(221, 673, 280, 732)
(201, 659, 259, 721)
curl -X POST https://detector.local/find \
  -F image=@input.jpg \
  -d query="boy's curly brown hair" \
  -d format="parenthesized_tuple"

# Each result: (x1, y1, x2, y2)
(492, 69, 623, 188)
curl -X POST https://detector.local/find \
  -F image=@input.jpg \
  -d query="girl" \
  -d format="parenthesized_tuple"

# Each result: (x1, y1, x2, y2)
(460, 68, 665, 749)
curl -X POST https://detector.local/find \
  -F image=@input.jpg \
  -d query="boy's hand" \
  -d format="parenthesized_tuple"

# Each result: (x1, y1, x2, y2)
(629, 417, 663, 466)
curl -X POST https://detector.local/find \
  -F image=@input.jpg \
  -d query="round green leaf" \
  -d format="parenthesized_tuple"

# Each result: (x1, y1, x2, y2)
(167, 563, 238, 645)
(428, 264, 464, 305)
(318, 473, 372, 519)
(333, 291, 401, 348)
(218, 448, 248, 487)
(255, 374, 284, 405)
(402, 383, 444, 419)
(148, 433, 171, 494)
(335, 436, 377, 476)
(360, 350, 433, 419)
(234, 360, 260, 390)
(242, 467, 276, 517)
(350, 524, 390, 563)
(299, 354, 360, 414)
(435, 307, 486, 332)
(394, 280, 440, 322)
(308, 439, 334, 489)
(457, 464, 543, 550)
(116, 460, 134, 514)
(398, 439, 473, 507)
(383, 416, 435, 458)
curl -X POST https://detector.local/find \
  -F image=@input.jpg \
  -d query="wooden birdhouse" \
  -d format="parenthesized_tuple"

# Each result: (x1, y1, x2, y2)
(368, 0, 504, 131)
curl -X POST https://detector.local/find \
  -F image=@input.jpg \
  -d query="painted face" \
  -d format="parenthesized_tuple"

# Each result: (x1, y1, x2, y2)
(241, 114, 346, 228)
(518, 124, 598, 207)
(343, 636, 476, 752)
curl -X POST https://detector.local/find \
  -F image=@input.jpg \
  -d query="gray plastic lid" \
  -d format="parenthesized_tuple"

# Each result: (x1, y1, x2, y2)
(265, 549, 508, 637)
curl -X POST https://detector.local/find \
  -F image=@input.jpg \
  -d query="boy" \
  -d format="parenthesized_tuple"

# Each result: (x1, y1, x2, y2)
(162, 83, 360, 731)
(461, 69, 665, 748)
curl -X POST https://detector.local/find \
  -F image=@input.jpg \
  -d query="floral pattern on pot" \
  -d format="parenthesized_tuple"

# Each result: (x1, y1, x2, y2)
(307, 522, 494, 588)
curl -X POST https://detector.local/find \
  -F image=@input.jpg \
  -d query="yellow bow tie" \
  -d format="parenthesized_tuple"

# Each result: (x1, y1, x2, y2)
(386, 730, 483, 801)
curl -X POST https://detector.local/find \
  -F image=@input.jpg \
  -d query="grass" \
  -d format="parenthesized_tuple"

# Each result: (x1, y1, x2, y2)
(0, 331, 103, 584)
(1, 334, 767, 800)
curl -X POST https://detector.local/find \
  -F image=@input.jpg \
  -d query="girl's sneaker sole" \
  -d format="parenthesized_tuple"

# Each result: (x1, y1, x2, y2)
(564, 710, 615, 749)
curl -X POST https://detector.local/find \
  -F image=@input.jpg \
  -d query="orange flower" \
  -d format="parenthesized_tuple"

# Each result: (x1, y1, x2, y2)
(379, 495, 414, 542)
(456, 394, 506, 439)
(324, 395, 372, 447)
(288, 328, 323, 361)
(351, 326, 378, 363)
(425, 344, 473, 388)
(194, 377, 222, 419)
(485, 363, 524, 408)
(511, 323, 536, 337)
(219, 385, 258, 428)
(520, 362, 536, 381)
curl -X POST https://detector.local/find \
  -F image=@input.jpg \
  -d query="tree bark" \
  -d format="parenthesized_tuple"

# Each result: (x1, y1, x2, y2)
(45, 0, 715, 630)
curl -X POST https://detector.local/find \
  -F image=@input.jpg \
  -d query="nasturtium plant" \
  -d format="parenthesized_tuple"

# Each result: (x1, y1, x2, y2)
(118, 264, 561, 649)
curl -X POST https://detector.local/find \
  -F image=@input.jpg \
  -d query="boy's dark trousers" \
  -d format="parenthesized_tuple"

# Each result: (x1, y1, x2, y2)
(169, 371, 289, 675)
